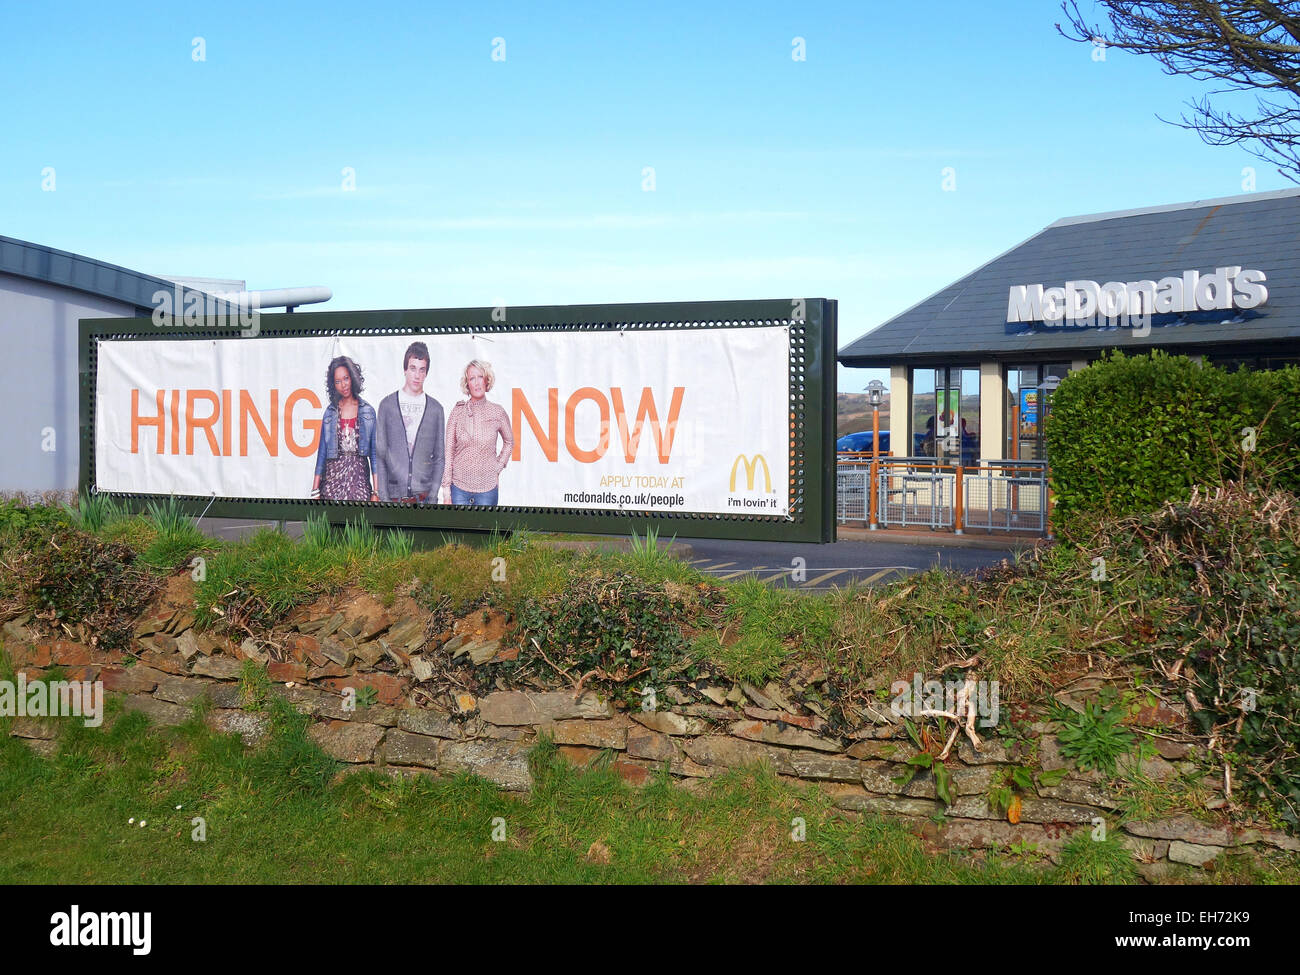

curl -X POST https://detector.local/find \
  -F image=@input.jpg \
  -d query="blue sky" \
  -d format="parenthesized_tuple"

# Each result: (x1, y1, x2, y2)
(2, 0, 1291, 392)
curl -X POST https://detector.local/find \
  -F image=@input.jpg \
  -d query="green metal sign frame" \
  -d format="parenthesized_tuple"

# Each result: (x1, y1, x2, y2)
(79, 298, 837, 543)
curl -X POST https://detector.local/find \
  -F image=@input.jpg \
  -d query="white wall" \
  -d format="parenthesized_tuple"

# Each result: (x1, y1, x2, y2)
(0, 272, 135, 492)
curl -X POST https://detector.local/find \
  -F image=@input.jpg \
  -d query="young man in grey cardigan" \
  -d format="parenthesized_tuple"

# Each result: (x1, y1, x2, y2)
(375, 341, 445, 502)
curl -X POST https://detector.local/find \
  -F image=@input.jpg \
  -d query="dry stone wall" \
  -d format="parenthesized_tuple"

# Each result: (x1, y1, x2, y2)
(4, 577, 1296, 882)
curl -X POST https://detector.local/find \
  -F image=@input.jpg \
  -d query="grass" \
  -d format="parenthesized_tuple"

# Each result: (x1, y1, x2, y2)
(140, 496, 211, 570)
(627, 524, 675, 572)
(1054, 831, 1140, 884)
(0, 699, 1045, 885)
(194, 529, 347, 631)
(6, 699, 1294, 885)
(98, 513, 159, 551)
(695, 576, 838, 685)
(236, 517, 587, 617)
(488, 524, 539, 557)
(237, 659, 273, 711)
(1116, 762, 1217, 825)
(69, 492, 126, 534)
(694, 630, 789, 685)
(301, 513, 334, 550)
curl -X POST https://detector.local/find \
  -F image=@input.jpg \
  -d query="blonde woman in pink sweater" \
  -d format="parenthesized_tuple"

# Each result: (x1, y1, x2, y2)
(439, 360, 514, 506)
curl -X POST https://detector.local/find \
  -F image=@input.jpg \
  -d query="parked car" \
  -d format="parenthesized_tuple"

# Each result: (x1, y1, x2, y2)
(837, 430, 889, 453)
(913, 428, 979, 466)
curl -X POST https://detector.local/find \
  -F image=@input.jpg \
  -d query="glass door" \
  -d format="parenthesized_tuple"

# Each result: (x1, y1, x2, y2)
(930, 368, 978, 466)
(934, 380, 960, 464)
(910, 367, 980, 465)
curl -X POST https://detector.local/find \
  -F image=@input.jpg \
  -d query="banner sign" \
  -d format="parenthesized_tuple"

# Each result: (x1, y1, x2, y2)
(94, 327, 792, 517)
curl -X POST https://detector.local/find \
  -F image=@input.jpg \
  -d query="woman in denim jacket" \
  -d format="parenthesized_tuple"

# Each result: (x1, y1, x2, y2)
(312, 356, 379, 502)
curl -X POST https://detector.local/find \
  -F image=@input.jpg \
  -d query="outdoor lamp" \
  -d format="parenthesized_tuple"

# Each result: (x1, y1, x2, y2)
(864, 379, 886, 530)
(1038, 376, 1061, 433)
(1037, 376, 1062, 466)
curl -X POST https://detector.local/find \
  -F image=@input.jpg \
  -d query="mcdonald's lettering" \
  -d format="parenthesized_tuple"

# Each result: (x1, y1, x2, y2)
(729, 453, 773, 492)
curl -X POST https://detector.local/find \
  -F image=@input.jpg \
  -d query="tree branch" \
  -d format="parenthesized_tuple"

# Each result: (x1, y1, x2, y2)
(1058, 1, 1300, 181)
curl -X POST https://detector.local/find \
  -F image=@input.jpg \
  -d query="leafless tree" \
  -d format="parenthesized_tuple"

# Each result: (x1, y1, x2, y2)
(1058, 2, 1300, 181)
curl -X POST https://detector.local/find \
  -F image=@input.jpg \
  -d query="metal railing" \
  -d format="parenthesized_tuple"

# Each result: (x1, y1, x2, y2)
(835, 454, 1049, 534)
(836, 467, 869, 522)
(878, 460, 955, 529)
(963, 461, 1048, 534)
(836, 450, 893, 468)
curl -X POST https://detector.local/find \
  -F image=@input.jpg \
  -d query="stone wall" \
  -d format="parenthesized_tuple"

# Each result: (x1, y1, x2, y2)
(4, 576, 1296, 881)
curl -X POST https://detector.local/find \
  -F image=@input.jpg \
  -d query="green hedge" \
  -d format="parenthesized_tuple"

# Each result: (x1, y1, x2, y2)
(1045, 351, 1300, 527)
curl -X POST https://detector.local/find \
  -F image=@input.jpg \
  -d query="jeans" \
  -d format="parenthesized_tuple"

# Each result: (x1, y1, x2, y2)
(450, 484, 499, 506)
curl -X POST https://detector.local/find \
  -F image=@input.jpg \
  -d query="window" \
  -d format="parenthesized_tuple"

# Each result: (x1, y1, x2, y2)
(909, 366, 980, 465)
(1206, 354, 1300, 372)
(1005, 363, 1069, 461)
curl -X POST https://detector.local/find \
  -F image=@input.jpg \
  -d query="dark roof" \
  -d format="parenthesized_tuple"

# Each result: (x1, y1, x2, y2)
(839, 188, 1300, 366)
(0, 235, 231, 314)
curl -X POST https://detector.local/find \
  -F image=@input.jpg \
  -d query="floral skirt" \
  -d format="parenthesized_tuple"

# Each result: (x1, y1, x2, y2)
(321, 456, 370, 501)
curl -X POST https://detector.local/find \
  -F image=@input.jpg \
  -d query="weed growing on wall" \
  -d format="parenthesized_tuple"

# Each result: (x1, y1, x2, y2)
(0, 497, 73, 541)
(6, 525, 159, 652)
(1051, 698, 1139, 776)
(509, 571, 717, 705)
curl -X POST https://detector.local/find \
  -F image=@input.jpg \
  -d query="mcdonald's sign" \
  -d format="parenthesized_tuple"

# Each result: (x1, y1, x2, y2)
(729, 453, 772, 492)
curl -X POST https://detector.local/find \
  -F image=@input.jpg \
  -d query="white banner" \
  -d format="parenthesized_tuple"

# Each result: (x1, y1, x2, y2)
(94, 328, 791, 515)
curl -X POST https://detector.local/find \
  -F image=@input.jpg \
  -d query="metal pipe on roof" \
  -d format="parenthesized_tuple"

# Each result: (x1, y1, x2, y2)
(227, 286, 332, 309)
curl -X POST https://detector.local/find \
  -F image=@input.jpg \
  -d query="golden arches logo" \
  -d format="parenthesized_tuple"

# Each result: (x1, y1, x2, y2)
(729, 453, 772, 492)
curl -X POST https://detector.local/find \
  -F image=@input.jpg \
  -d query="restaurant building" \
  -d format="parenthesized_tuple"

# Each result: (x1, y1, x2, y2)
(839, 188, 1300, 467)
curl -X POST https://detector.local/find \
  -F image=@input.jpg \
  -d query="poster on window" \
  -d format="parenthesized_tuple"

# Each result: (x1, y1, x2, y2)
(1019, 388, 1038, 429)
(93, 328, 792, 516)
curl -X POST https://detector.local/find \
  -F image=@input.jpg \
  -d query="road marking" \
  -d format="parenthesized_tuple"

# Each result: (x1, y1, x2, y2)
(690, 562, 920, 589)
(860, 568, 899, 585)
(716, 566, 766, 580)
(787, 565, 918, 572)
(804, 568, 850, 587)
